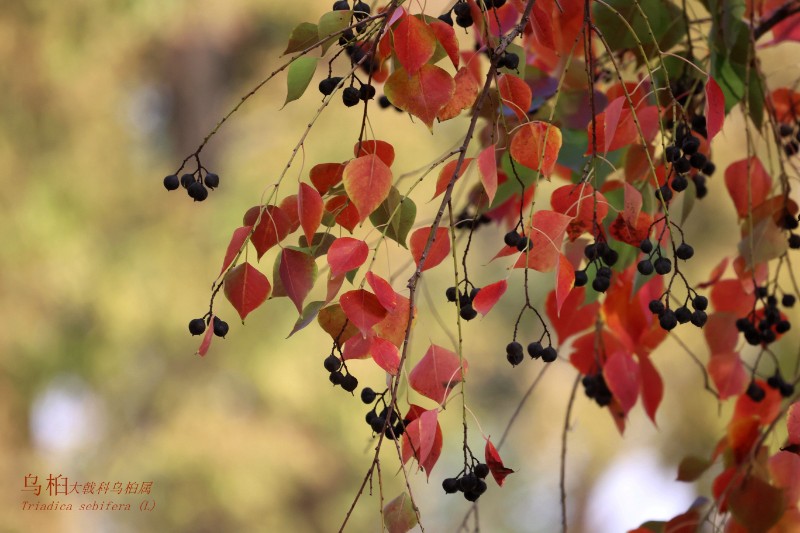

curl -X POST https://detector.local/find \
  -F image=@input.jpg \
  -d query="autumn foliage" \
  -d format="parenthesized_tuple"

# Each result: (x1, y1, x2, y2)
(165, 0, 800, 531)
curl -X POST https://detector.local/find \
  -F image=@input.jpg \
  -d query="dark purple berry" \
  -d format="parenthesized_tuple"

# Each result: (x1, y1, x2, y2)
(361, 387, 376, 404)
(204, 172, 219, 189)
(212, 316, 229, 337)
(659, 309, 678, 331)
(575, 270, 588, 287)
(163, 174, 179, 191)
(324, 355, 342, 372)
(188, 318, 206, 335)
(342, 87, 360, 107)
(541, 346, 558, 363)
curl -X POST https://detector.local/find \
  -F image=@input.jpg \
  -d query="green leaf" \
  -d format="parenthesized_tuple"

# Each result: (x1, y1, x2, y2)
(299, 232, 337, 258)
(318, 10, 351, 55)
(383, 493, 418, 533)
(283, 22, 319, 55)
(369, 186, 416, 247)
(284, 56, 317, 107)
(593, 0, 686, 60)
(287, 301, 325, 337)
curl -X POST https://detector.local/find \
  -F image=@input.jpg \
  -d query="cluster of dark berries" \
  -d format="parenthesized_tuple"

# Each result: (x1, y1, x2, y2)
(318, 76, 376, 107)
(746, 372, 795, 401)
(582, 373, 613, 406)
(362, 389, 407, 439)
(778, 121, 800, 157)
(574, 240, 618, 293)
(333, 0, 370, 18)
(164, 170, 220, 202)
(446, 285, 481, 321)
(497, 51, 520, 70)
(648, 293, 707, 331)
(323, 354, 358, 392)
(451, 2, 473, 28)
(526, 340, 557, 363)
(503, 229, 532, 253)
(735, 287, 792, 346)
(455, 210, 492, 231)
(781, 211, 800, 249)
(661, 121, 715, 201)
(442, 463, 490, 501)
(188, 316, 229, 337)
(637, 238, 674, 276)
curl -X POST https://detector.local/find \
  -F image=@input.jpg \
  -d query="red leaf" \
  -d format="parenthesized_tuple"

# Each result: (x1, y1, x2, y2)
(279, 249, 317, 313)
(371, 336, 400, 375)
(724, 157, 772, 219)
(324, 195, 360, 233)
(554, 253, 575, 316)
(622, 181, 642, 225)
(568, 329, 627, 376)
(195, 316, 215, 357)
(638, 355, 663, 424)
(710, 279, 752, 316)
(327, 237, 369, 277)
(325, 271, 345, 303)
(402, 405, 443, 478)
(531, 2, 555, 49)
(591, 106, 660, 154)
(550, 183, 609, 241)
(485, 437, 515, 486)
(769, 451, 800, 506)
(219, 225, 252, 276)
(354, 140, 395, 167)
(366, 272, 397, 312)
(224, 263, 272, 320)
(472, 279, 507, 316)
(498, 74, 532, 122)
(429, 19, 459, 69)
(513, 210, 572, 272)
(477, 144, 498, 205)
(409, 226, 451, 272)
(609, 211, 652, 246)
(509, 121, 562, 176)
(698, 257, 730, 289)
(385, 64, 455, 129)
(279, 194, 301, 233)
(437, 67, 480, 121)
(789, 402, 800, 445)
(704, 76, 725, 141)
(339, 289, 388, 337)
(432, 157, 473, 199)
(602, 96, 626, 154)
(373, 293, 414, 347)
(603, 266, 667, 357)
(704, 312, 740, 353)
(708, 352, 748, 399)
(298, 183, 323, 246)
(545, 286, 599, 343)
(343, 333, 372, 360)
(408, 344, 467, 403)
(393, 14, 436, 76)
(310, 162, 345, 195)
(244, 205, 292, 259)
(343, 154, 393, 223)
(603, 352, 640, 415)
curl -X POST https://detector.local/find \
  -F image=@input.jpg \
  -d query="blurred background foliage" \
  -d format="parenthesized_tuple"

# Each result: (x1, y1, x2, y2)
(1, 1, 798, 532)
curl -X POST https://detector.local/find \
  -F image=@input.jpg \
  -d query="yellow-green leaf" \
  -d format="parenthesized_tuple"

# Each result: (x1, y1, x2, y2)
(284, 57, 317, 107)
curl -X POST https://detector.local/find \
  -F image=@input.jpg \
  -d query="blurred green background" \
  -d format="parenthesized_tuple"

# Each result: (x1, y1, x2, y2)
(2, 1, 798, 532)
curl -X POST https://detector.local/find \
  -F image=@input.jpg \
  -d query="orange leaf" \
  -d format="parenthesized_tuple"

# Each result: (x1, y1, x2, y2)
(498, 73, 532, 122)
(393, 14, 436, 76)
(437, 67, 480, 121)
(354, 140, 395, 167)
(310, 162, 345, 195)
(408, 344, 467, 403)
(477, 144, 498, 204)
(733, 378, 783, 426)
(724, 157, 772, 219)
(371, 336, 401, 375)
(343, 154, 393, 223)
(513, 210, 572, 272)
(554, 253, 575, 316)
(509, 121, 562, 176)
(472, 280, 507, 316)
(432, 157, 473, 199)
(429, 19, 459, 69)
(366, 272, 397, 312)
(384, 64, 455, 129)
(327, 237, 369, 277)
(409, 226, 450, 272)
(708, 352, 748, 399)
(551, 183, 610, 241)
(324, 195, 360, 233)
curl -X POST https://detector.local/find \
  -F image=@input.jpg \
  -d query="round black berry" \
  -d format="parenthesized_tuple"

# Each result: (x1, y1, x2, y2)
(676, 243, 694, 260)
(324, 355, 342, 373)
(454, 2, 471, 17)
(692, 295, 708, 311)
(780, 381, 796, 398)
(164, 174, 180, 191)
(501, 52, 519, 70)
(455, 14, 473, 27)
(342, 87, 361, 107)
(360, 387, 376, 404)
(378, 95, 392, 108)
(640, 239, 653, 253)
(665, 145, 681, 162)
(659, 309, 678, 331)
(319, 76, 342, 96)
(212, 316, 229, 337)
(689, 153, 707, 170)
(438, 11, 454, 26)
(671, 175, 689, 192)
(691, 310, 708, 328)
(506, 341, 523, 356)
(746, 381, 765, 402)
(341, 374, 358, 392)
(474, 463, 490, 479)
(656, 185, 673, 202)
(682, 136, 700, 155)
(460, 305, 478, 321)
(527, 341, 543, 358)
(603, 248, 619, 266)
(541, 346, 558, 363)
(654, 256, 672, 275)
(504, 231, 521, 247)
(329, 370, 345, 385)
(180, 173, 196, 189)
(507, 351, 524, 366)
(702, 161, 716, 175)
(459, 473, 478, 492)
(516, 236, 531, 252)
(776, 320, 791, 334)
(446, 286, 458, 302)
(638, 260, 654, 276)
(353, 1, 370, 19)
(443, 477, 460, 494)
(675, 306, 692, 324)
(359, 84, 376, 101)
(204, 172, 220, 189)
(332, 0, 349, 9)
(593, 275, 610, 293)
(188, 318, 206, 336)
(649, 299, 665, 315)
(575, 270, 588, 287)
(370, 416, 386, 433)
(782, 294, 796, 307)
(674, 158, 691, 174)
(789, 233, 800, 249)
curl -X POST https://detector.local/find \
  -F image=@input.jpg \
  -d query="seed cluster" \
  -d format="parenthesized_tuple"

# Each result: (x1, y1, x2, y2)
(362, 388, 408, 440)
(164, 169, 221, 202)
(442, 462, 491, 502)
(446, 285, 482, 321)
(323, 354, 359, 392)
(661, 121, 715, 202)
(778, 119, 800, 157)
(187, 316, 229, 338)
(581, 373, 613, 407)
(735, 286, 792, 346)
(574, 240, 618, 293)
